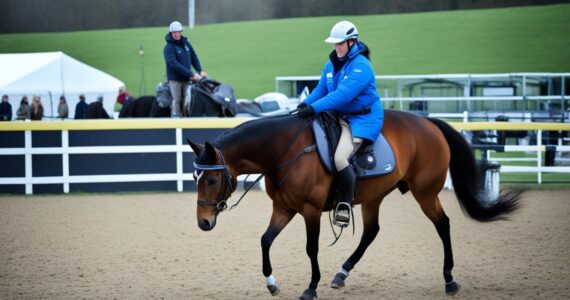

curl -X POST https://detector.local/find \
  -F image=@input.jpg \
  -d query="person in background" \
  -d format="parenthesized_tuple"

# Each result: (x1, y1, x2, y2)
(30, 95, 44, 121)
(16, 96, 30, 120)
(75, 94, 88, 119)
(297, 21, 384, 228)
(0, 94, 12, 121)
(85, 95, 110, 119)
(115, 86, 129, 112)
(58, 95, 69, 119)
(163, 20, 208, 117)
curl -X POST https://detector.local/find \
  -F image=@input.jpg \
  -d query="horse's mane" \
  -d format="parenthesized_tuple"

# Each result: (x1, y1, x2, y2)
(213, 114, 304, 149)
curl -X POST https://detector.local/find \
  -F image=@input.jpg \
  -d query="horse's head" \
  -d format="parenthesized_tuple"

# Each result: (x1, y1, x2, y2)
(188, 139, 237, 231)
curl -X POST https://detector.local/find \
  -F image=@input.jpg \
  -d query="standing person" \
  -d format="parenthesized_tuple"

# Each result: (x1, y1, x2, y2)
(58, 95, 69, 119)
(163, 20, 208, 117)
(16, 96, 30, 120)
(75, 94, 88, 119)
(297, 21, 384, 227)
(115, 86, 128, 111)
(30, 95, 44, 121)
(0, 94, 12, 121)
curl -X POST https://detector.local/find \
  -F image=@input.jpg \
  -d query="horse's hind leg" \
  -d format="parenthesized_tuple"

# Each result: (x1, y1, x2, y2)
(331, 198, 382, 289)
(412, 189, 461, 295)
(261, 205, 295, 296)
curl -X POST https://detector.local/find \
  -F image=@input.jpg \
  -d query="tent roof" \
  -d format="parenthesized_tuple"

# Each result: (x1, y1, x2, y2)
(0, 52, 123, 94)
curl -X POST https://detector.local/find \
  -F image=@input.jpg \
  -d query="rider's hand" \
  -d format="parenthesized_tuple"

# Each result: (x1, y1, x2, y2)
(297, 102, 307, 109)
(297, 106, 315, 118)
(190, 73, 201, 82)
(199, 71, 208, 78)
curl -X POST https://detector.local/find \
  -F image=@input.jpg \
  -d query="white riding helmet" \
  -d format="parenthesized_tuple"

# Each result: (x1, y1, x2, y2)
(325, 21, 358, 44)
(169, 21, 183, 32)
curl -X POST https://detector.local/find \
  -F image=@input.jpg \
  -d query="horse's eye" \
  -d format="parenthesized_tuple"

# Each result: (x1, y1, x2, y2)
(207, 177, 218, 186)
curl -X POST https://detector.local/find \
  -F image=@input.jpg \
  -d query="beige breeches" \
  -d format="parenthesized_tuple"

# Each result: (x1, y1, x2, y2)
(334, 118, 362, 171)
(168, 80, 188, 117)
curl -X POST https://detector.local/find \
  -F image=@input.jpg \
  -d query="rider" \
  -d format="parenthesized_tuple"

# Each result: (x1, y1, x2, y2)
(163, 20, 208, 117)
(297, 20, 384, 227)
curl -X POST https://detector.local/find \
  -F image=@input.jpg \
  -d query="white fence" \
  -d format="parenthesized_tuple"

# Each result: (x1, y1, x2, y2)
(0, 119, 569, 195)
(453, 122, 570, 184)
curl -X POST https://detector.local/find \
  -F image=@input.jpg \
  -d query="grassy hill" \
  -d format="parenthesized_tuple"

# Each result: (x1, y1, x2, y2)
(1, 4, 569, 99)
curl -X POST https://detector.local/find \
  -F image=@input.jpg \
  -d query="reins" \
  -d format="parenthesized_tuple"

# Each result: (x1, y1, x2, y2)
(228, 116, 314, 210)
(195, 113, 314, 212)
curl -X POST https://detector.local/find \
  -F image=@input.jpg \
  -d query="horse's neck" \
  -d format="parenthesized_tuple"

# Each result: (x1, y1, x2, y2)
(221, 142, 268, 176)
(220, 117, 303, 175)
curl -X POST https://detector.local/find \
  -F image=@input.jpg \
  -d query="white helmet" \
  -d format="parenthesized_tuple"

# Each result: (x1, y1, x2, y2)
(169, 21, 183, 32)
(325, 21, 358, 44)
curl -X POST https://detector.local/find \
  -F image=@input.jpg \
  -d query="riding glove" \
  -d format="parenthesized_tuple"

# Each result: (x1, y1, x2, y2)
(297, 102, 307, 109)
(298, 106, 315, 118)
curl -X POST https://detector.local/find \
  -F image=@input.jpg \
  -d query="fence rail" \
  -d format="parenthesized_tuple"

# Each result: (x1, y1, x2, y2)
(276, 72, 570, 116)
(0, 119, 569, 194)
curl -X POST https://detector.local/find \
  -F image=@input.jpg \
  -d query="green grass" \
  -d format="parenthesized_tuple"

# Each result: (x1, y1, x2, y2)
(1, 4, 569, 99)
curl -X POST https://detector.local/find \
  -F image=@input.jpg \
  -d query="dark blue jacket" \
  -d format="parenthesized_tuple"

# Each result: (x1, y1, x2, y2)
(75, 100, 88, 119)
(303, 41, 383, 142)
(164, 33, 203, 82)
(0, 101, 12, 121)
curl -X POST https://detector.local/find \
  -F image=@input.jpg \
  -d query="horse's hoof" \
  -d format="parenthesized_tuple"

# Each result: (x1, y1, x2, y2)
(298, 288, 317, 300)
(330, 272, 347, 289)
(445, 280, 461, 296)
(267, 283, 280, 296)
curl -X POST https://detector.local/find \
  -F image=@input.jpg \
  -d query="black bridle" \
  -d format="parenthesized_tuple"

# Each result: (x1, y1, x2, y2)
(193, 150, 235, 212)
(193, 115, 314, 212)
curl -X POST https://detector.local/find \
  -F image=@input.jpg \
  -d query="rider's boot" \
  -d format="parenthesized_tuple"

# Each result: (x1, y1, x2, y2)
(334, 166, 355, 228)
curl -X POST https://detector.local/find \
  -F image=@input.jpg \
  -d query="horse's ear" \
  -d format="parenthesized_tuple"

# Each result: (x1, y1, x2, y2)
(187, 139, 203, 156)
(204, 142, 217, 160)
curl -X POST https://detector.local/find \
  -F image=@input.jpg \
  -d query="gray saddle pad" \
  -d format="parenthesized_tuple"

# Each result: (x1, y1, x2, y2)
(311, 118, 396, 178)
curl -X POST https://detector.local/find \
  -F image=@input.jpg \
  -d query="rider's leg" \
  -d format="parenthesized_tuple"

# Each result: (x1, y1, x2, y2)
(333, 119, 362, 227)
(168, 80, 187, 117)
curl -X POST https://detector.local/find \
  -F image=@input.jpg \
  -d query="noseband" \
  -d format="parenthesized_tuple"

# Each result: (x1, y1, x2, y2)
(193, 150, 235, 212)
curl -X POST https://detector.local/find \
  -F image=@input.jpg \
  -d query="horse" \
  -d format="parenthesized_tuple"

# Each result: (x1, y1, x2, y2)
(187, 109, 520, 300)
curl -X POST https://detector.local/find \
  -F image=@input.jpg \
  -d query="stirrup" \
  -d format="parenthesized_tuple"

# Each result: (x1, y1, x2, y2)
(333, 202, 352, 228)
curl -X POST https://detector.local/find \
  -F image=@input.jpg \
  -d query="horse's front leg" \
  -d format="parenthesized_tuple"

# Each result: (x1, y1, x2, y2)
(261, 205, 295, 296)
(298, 207, 321, 300)
(331, 198, 382, 289)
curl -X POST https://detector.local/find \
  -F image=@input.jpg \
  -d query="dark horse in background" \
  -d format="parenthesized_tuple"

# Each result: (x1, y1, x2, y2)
(187, 110, 520, 300)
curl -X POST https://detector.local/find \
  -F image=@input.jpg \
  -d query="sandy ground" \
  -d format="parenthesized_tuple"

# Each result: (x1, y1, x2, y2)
(0, 189, 569, 300)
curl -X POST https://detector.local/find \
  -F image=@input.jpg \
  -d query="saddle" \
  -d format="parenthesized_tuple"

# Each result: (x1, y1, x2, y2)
(311, 111, 396, 178)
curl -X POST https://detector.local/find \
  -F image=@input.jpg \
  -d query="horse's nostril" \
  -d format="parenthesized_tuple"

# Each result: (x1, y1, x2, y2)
(199, 219, 212, 231)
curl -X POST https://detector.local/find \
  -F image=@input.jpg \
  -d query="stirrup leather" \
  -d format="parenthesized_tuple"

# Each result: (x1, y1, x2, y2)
(333, 202, 352, 228)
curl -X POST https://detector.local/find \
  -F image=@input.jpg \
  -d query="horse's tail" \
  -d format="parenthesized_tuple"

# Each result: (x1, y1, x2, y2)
(427, 117, 521, 222)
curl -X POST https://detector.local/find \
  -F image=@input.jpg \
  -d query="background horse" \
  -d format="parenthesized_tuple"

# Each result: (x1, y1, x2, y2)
(188, 110, 519, 300)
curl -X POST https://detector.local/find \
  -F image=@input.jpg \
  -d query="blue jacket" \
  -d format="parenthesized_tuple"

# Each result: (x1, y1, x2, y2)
(0, 101, 12, 121)
(303, 41, 383, 143)
(75, 100, 88, 119)
(164, 33, 203, 82)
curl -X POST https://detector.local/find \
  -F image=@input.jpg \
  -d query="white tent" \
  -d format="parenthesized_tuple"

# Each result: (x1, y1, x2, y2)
(0, 52, 124, 120)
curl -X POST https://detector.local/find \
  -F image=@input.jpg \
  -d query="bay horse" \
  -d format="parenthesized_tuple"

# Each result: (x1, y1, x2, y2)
(187, 109, 520, 300)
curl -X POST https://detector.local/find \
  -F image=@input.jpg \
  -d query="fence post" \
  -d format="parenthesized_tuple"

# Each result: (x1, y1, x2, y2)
(25, 129, 32, 195)
(537, 129, 542, 184)
(176, 128, 183, 192)
(62, 130, 70, 193)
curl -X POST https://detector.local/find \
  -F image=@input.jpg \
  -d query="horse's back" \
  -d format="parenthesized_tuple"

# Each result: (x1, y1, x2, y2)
(382, 110, 450, 179)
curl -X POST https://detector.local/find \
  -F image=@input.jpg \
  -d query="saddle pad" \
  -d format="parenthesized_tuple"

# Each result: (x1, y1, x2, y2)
(311, 118, 396, 178)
